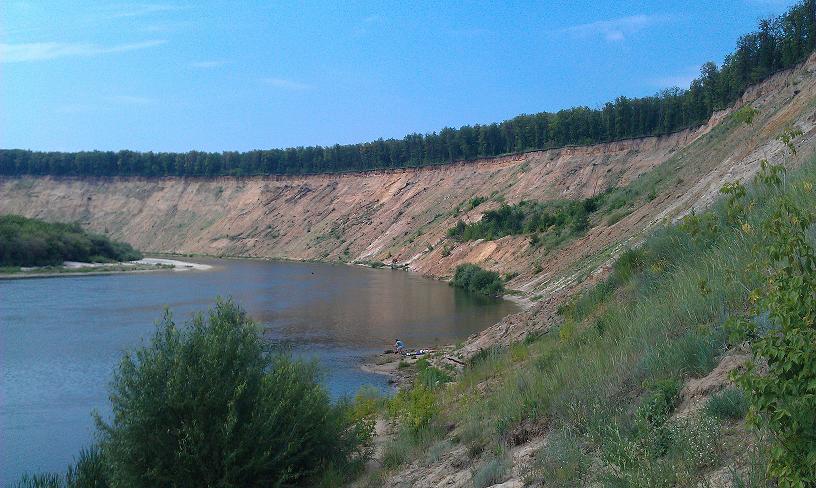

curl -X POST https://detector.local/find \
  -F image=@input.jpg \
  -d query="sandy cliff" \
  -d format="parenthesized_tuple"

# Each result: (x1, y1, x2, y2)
(3, 55, 816, 316)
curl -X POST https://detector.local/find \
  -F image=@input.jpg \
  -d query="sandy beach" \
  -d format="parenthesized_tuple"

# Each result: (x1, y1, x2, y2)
(1, 258, 212, 280)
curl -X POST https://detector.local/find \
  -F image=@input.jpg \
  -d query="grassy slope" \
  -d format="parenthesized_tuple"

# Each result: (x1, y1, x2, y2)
(359, 146, 816, 486)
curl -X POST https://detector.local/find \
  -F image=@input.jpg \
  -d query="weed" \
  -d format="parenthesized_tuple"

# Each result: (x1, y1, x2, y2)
(636, 378, 682, 429)
(503, 271, 519, 281)
(471, 455, 510, 488)
(525, 429, 589, 487)
(705, 388, 748, 421)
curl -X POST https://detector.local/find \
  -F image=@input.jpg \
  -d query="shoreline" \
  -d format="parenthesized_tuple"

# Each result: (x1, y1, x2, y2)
(149, 252, 535, 308)
(144, 252, 525, 388)
(0, 257, 212, 280)
(361, 345, 468, 390)
(3, 249, 517, 390)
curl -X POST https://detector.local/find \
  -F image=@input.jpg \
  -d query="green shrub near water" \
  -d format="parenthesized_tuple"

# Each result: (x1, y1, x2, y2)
(93, 299, 372, 487)
(415, 359, 454, 389)
(451, 263, 505, 296)
(0, 214, 142, 267)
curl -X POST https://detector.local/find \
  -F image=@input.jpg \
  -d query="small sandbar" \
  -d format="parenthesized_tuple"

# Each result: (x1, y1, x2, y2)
(1, 258, 211, 280)
(135, 258, 213, 271)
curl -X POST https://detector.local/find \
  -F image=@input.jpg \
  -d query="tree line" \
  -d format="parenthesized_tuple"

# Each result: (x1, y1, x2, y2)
(0, 215, 142, 267)
(2, 1, 814, 178)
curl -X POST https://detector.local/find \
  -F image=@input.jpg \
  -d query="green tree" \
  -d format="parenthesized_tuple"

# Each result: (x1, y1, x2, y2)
(97, 299, 371, 487)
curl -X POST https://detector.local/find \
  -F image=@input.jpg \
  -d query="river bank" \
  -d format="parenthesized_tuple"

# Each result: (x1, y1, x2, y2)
(1, 257, 515, 483)
(0, 257, 212, 280)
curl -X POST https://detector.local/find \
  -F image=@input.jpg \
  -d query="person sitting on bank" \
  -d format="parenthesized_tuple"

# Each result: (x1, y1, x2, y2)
(394, 339, 406, 354)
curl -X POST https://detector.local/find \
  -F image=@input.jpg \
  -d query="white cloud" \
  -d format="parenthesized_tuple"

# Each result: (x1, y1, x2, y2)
(0, 39, 166, 63)
(261, 77, 312, 90)
(189, 60, 225, 69)
(563, 14, 671, 42)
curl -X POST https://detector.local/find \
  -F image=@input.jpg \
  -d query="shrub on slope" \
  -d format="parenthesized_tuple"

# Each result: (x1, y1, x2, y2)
(451, 264, 505, 296)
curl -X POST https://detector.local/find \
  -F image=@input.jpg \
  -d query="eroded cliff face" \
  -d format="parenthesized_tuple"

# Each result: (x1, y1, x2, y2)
(3, 54, 816, 309)
(0, 124, 704, 268)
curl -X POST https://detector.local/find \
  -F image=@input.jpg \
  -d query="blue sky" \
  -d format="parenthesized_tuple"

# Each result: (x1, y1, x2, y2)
(0, 0, 800, 152)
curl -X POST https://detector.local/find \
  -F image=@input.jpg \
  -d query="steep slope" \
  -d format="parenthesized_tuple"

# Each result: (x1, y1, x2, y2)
(0, 125, 703, 271)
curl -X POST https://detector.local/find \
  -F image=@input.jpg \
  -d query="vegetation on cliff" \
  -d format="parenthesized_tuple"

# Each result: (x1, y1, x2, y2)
(447, 197, 599, 243)
(0, 215, 142, 267)
(2, 1, 815, 178)
(13, 300, 373, 488)
(451, 264, 505, 297)
(361, 143, 816, 486)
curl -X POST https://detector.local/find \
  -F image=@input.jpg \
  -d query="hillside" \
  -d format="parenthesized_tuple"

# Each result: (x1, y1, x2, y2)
(347, 57, 816, 488)
(2, 52, 816, 308)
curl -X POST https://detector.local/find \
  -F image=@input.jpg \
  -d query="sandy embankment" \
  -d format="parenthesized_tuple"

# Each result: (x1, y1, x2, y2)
(134, 258, 213, 271)
(1, 258, 212, 280)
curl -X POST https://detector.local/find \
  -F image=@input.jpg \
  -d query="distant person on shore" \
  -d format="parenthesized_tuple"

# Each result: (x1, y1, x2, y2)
(394, 339, 405, 355)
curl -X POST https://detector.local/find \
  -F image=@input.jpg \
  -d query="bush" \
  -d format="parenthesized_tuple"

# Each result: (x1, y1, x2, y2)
(471, 455, 510, 488)
(388, 384, 438, 434)
(636, 379, 682, 428)
(600, 414, 721, 487)
(451, 263, 505, 296)
(446, 199, 596, 242)
(12, 474, 63, 488)
(63, 446, 108, 488)
(468, 196, 487, 209)
(96, 299, 371, 487)
(732, 183, 816, 483)
(416, 362, 454, 389)
(526, 429, 589, 486)
(705, 388, 748, 420)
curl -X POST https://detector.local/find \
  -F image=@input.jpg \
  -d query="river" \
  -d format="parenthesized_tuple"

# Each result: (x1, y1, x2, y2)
(0, 257, 517, 483)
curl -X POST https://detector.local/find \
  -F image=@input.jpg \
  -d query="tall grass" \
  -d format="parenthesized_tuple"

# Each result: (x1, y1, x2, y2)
(390, 154, 816, 484)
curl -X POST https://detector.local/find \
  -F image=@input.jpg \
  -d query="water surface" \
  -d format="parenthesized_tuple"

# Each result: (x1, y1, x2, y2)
(0, 258, 517, 483)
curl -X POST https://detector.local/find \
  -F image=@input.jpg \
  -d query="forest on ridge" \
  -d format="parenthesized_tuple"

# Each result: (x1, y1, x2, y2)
(2, 1, 815, 178)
